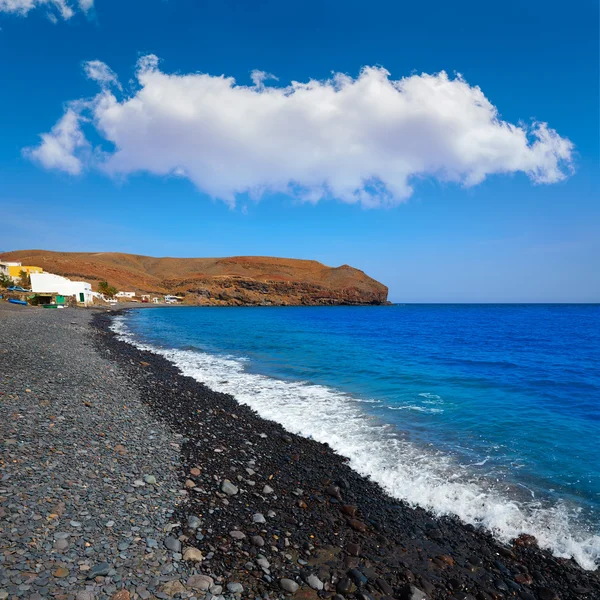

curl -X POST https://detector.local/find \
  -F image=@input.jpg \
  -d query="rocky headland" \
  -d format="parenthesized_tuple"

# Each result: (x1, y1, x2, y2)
(0, 251, 389, 306)
(0, 305, 598, 600)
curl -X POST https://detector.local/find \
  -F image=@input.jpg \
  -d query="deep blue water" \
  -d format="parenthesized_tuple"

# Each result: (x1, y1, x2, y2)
(114, 304, 600, 569)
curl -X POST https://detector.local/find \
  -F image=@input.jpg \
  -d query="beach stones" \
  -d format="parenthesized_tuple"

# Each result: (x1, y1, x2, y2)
(349, 569, 368, 586)
(399, 585, 429, 600)
(253, 512, 266, 523)
(349, 519, 368, 532)
(280, 579, 299, 593)
(182, 547, 204, 562)
(257, 557, 270, 570)
(87, 563, 110, 579)
(263, 484, 274, 494)
(513, 534, 538, 548)
(337, 578, 356, 594)
(347, 542, 361, 556)
(53, 538, 69, 551)
(230, 530, 246, 540)
(187, 575, 213, 590)
(227, 582, 244, 594)
(221, 479, 239, 495)
(164, 536, 181, 552)
(187, 515, 201, 529)
(307, 575, 324, 590)
(327, 484, 343, 500)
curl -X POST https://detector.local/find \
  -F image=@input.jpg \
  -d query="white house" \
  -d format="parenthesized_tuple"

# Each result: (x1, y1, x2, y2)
(116, 291, 136, 298)
(30, 272, 94, 305)
(0, 261, 21, 277)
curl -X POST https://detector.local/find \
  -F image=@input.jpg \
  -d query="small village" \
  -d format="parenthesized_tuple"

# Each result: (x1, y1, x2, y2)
(0, 261, 182, 308)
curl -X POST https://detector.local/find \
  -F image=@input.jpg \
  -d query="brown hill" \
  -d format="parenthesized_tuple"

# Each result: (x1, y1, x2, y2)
(1, 250, 389, 306)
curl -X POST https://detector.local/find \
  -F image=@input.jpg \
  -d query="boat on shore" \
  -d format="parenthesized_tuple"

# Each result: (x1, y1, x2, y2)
(8, 298, 28, 306)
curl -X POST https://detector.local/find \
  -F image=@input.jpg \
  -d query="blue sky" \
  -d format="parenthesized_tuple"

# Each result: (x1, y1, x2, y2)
(0, 0, 598, 302)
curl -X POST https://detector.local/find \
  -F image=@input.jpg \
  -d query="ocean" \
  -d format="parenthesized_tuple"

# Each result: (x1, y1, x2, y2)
(112, 304, 600, 570)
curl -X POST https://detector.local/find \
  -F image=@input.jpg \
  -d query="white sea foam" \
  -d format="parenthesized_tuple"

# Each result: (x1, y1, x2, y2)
(387, 405, 444, 414)
(111, 316, 600, 570)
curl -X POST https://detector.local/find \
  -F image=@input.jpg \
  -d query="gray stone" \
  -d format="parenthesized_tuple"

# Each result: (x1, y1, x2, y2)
(227, 582, 244, 594)
(54, 539, 69, 551)
(263, 485, 274, 494)
(251, 535, 265, 547)
(87, 562, 110, 579)
(143, 474, 157, 484)
(164, 536, 182, 552)
(252, 513, 266, 524)
(187, 575, 214, 591)
(75, 591, 96, 600)
(187, 515, 202, 530)
(221, 480, 238, 495)
(403, 586, 429, 600)
(280, 579, 299, 593)
(209, 585, 223, 595)
(230, 530, 245, 540)
(307, 575, 324, 590)
(257, 558, 270, 570)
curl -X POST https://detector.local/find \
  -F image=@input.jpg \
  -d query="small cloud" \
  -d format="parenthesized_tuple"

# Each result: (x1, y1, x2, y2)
(0, 0, 92, 20)
(251, 70, 279, 89)
(83, 60, 121, 90)
(24, 108, 88, 175)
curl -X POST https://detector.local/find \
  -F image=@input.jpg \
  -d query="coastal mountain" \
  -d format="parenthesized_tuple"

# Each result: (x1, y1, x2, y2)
(1, 250, 389, 306)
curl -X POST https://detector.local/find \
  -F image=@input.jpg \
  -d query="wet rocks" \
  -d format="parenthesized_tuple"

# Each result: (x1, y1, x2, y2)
(514, 533, 538, 548)
(227, 582, 244, 593)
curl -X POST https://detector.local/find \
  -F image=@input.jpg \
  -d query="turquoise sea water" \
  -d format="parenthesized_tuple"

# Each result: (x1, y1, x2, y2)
(113, 304, 600, 569)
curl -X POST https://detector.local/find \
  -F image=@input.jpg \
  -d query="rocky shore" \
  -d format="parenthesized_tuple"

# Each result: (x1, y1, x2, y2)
(1, 306, 598, 600)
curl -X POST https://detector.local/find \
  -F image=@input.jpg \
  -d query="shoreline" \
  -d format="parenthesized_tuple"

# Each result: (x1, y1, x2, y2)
(93, 309, 598, 599)
(1, 306, 598, 600)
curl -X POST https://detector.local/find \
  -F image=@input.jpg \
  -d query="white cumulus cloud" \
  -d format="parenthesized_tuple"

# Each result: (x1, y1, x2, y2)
(0, 0, 92, 19)
(26, 56, 574, 207)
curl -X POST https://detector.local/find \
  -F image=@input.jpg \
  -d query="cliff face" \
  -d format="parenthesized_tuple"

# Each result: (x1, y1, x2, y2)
(1, 251, 389, 306)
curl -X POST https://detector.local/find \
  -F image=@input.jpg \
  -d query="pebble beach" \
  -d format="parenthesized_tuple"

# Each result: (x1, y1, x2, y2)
(1, 305, 599, 600)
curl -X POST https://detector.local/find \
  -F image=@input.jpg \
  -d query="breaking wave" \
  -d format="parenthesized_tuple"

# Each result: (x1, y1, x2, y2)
(111, 315, 600, 570)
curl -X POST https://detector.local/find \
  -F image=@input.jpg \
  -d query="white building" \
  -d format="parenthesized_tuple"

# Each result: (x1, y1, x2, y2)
(30, 272, 94, 305)
(0, 261, 21, 277)
(116, 291, 136, 298)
